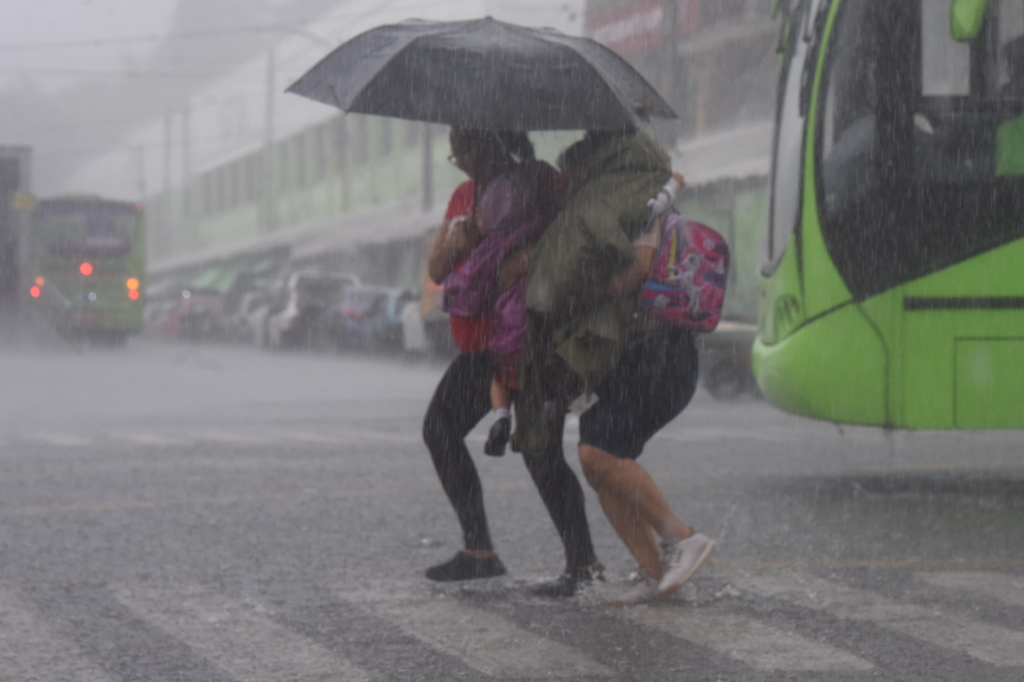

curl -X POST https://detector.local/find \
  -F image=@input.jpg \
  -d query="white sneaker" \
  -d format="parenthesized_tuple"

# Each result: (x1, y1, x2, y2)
(658, 533, 716, 596)
(607, 568, 660, 606)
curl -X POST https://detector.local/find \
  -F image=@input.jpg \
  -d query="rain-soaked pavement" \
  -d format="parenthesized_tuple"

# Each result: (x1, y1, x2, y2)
(0, 338, 1021, 681)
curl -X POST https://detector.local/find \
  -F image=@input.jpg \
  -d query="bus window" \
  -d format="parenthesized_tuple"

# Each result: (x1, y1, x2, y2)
(995, 5, 1024, 174)
(764, 0, 818, 272)
(997, 1, 1024, 92)
(816, 0, 1024, 300)
(819, 0, 881, 216)
(922, 0, 971, 96)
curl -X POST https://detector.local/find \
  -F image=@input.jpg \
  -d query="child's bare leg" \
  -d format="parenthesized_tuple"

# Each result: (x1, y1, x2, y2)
(485, 376, 512, 457)
(490, 376, 511, 411)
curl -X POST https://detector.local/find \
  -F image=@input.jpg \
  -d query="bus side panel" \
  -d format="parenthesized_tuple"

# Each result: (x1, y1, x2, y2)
(857, 289, 903, 427)
(756, 234, 804, 346)
(899, 237, 1024, 429)
(754, 303, 887, 426)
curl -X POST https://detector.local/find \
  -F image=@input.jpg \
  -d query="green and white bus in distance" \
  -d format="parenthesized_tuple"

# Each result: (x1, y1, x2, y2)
(29, 196, 146, 343)
(755, 0, 1024, 428)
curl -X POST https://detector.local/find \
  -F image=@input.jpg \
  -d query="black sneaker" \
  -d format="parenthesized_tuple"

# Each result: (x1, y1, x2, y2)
(425, 551, 507, 582)
(484, 417, 511, 457)
(530, 563, 605, 598)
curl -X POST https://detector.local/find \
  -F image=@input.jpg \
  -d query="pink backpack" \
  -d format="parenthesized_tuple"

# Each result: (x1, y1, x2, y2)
(638, 213, 730, 333)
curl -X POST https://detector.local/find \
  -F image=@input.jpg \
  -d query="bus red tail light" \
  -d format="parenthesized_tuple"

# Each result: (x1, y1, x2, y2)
(30, 286, 40, 298)
(80, 262, 93, 276)
(128, 289, 140, 301)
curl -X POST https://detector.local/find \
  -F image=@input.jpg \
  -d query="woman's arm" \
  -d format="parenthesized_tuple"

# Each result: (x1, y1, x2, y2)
(427, 217, 481, 285)
(600, 220, 662, 298)
(600, 244, 658, 298)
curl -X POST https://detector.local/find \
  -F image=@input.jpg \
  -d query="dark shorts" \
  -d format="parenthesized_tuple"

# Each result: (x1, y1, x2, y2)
(579, 327, 699, 460)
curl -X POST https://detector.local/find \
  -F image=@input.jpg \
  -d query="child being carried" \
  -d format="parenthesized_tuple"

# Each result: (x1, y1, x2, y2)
(442, 157, 564, 456)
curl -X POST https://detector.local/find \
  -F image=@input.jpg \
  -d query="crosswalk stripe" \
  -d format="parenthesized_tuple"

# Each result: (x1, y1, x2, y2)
(275, 432, 346, 445)
(0, 586, 114, 681)
(918, 571, 1024, 608)
(108, 432, 192, 447)
(336, 581, 613, 678)
(26, 433, 93, 447)
(116, 586, 371, 682)
(345, 430, 422, 445)
(190, 432, 277, 446)
(655, 428, 796, 444)
(735, 572, 1024, 667)
(623, 606, 873, 671)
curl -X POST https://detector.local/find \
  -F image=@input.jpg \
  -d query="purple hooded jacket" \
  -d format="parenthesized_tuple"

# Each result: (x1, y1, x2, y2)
(443, 161, 563, 356)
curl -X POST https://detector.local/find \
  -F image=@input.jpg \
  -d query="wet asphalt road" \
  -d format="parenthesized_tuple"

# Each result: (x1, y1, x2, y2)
(0, 339, 1022, 681)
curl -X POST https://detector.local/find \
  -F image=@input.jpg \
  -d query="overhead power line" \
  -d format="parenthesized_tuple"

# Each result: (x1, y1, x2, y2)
(0, 67, 218, 79)
(0, 21, 315, 52)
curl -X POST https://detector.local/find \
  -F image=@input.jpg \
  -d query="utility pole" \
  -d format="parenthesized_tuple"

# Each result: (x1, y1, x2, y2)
(661, 0, 681, 146)
(182, 101, 193, 246)
(335, 114, 350, 212)
(662, 0, 678, 105)
(422, 122, 433, 211)
(262, 47, 277, 233)
(162, 112, 172, 255)
(134, 145, 146, 205)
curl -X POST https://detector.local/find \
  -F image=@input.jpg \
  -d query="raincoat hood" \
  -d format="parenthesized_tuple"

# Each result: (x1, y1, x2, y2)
(526, 131, 670, 316)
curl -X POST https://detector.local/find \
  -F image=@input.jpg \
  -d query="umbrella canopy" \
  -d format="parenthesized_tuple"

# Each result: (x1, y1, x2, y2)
(286, 17, 677, 131)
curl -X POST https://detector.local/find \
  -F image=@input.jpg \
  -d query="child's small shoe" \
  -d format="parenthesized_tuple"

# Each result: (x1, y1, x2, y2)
(485, 417, 511, 457)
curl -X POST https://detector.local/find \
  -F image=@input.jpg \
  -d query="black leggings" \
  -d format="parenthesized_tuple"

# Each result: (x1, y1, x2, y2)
(422, 352, 597, 569)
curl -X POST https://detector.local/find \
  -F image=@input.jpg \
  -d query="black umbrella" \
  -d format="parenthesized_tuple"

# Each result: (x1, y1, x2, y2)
(286, 17, 677, 131)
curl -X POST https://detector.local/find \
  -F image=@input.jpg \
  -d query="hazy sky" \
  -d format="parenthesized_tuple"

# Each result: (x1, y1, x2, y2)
(0, 0, 580, 91)
(0, 1, 179, 88)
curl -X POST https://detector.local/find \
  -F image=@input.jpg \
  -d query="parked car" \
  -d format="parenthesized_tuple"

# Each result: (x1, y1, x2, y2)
(333, 286, 415, 352)
(160, 288, 227, 342)
(266, 271, 361, 349)
(223, 287, 275, 344)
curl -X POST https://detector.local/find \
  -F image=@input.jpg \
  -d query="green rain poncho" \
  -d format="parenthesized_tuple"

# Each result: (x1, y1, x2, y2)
(515, 130, 671, 456)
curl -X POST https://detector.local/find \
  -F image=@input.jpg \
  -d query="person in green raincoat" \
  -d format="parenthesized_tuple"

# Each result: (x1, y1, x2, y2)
(516, 129, 717, 605)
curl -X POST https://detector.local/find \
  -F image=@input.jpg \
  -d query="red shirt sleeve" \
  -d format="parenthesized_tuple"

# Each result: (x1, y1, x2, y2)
(444, 181, 476, 222)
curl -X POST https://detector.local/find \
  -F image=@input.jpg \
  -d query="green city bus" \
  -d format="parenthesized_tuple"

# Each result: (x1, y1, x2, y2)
(30, 196, 146, 343)
(754, 0, 1024, 428)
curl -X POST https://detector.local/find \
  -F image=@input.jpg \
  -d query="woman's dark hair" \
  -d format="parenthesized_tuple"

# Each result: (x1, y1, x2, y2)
(454, 129, 534, 167)
(495, 131, 535, 164)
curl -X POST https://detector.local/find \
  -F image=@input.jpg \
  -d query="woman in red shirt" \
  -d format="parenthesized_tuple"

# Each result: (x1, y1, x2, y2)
(422, 130, 601, 596)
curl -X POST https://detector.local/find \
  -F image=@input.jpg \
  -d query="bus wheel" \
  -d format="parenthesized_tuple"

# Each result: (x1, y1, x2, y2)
(704, 360, 749, 400)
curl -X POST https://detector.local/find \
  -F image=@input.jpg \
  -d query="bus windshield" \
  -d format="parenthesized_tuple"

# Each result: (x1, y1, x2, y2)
(817, 0, 1024, 299)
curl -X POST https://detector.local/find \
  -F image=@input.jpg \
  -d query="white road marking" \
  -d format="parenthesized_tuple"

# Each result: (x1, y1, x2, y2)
(108, 432, 192, 447)
(623, 606, 873, 671)
(26, 433, 93, 447)
(116, 585, 370, 682)
(655, 427, 800, 444)
(275, 432, 346, 445)
(735, 572, 1024, 667)
(336, 581, 612, 678)
(0, 586, 113, 681)
(190, 432, 277, 446)
(918, 571, 1024, 608)
(345, 430, 422, 445)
